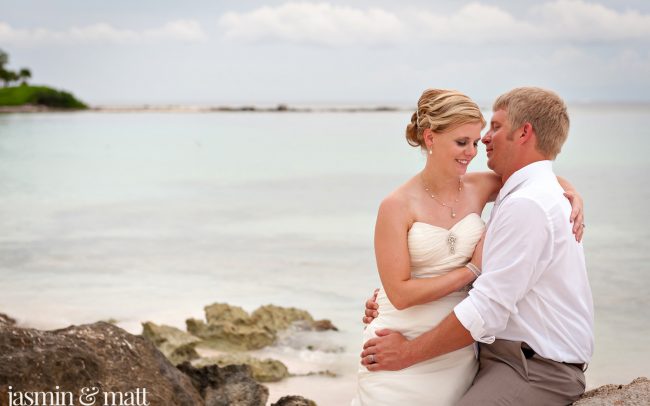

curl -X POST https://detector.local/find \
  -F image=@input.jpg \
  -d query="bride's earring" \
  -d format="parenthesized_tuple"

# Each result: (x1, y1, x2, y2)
(428, 148, 432, 155)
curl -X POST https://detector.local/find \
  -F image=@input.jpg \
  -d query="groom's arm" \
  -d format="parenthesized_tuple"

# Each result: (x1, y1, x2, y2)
(361, 312, 473, 371)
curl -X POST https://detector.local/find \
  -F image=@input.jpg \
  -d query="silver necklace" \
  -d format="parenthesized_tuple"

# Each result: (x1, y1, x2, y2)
(420, 174, 463, 219)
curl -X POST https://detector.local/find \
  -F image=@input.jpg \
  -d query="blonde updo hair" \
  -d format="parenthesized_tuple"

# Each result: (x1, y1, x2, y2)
(406, 89, 485, 148)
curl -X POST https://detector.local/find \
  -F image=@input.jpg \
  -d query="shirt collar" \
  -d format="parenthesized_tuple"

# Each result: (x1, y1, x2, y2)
(495, 160, 553, 205)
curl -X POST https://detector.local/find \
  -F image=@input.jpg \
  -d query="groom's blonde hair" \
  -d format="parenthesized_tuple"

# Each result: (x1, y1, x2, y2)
(406, 89, 485, 148)
(493, 87, 570, 159)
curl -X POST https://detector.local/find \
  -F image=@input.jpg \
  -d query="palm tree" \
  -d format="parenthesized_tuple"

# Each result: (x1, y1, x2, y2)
(18, 68, 31, 85)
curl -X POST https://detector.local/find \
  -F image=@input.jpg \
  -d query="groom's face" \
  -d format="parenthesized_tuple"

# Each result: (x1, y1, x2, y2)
(482, 109, 516, 176)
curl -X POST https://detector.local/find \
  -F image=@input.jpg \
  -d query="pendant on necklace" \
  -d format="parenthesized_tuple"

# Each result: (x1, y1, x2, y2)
(451, 208, 456, 218)
(447, 233, 457, 255)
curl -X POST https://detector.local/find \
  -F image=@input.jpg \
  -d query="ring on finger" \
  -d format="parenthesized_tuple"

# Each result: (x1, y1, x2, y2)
(368, 354, 376, 363)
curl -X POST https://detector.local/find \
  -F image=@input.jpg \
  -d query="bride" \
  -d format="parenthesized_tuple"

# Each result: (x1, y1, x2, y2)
(351, 89, 583, 405)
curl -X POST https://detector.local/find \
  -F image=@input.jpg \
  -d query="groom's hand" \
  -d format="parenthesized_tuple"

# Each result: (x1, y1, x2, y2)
(361, 329, 416, 371)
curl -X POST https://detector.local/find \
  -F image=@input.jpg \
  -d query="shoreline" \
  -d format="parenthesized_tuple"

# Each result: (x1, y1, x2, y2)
(3, 102, 650, 115)
(0, 103, 407, 114)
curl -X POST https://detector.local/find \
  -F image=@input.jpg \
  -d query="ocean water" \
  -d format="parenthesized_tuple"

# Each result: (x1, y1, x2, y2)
(0, 106, 649, 404)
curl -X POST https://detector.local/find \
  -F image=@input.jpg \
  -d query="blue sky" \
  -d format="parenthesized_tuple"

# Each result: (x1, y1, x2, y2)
(2, 0, 649, 105)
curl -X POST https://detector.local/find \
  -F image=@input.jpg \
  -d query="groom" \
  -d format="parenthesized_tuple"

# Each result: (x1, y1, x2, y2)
(361, 87, 594, 405)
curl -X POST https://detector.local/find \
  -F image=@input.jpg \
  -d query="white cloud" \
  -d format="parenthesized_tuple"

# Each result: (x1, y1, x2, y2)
(0, 20, 207, 46)
(533, 0, 650, 41)
(409, 3, 540, 43)
(219, 2, 407, 46)
(218, 1, 650, 46)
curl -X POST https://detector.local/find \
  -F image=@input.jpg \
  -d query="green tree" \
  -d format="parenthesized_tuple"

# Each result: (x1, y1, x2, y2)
(18, 68, 31, 85)
(0, 70, 11, 87)
(0, 49, 9, 87)
(0, 49, 8, 69)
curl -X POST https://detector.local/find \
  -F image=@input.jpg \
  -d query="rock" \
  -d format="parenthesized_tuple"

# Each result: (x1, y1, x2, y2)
(251, 305, 314, 331)
(272, 395, 318, 406)
(311, 319, 338, 332)
(195, 354, 289, 383)
(573, 377, 650, 405)
(0, 314, 16, 327)
(187, 303, 278, 351)
(178, 362, 268, 406)
(292, 370, 338, 378)
(0, 321, 203, 406)
(141, 322, 201, 365)
(187, 303, 335, 352)
(187, 318, 275, 351)
(205, 303, 252, 326)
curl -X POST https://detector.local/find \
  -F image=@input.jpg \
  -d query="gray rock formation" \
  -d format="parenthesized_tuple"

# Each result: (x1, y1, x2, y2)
(272, 395, 318, 406)
(195, 354, 289, 382)
(185, 303, 338, 352)
(141, 321, 201, 365)
(186, 318, 276, 351)
(573, 377, 650, 406)
(0, 321, 203, 406)
(177, 362, 269, 406)
(0, 314, 16, 327)
(251, 305, 314, 331)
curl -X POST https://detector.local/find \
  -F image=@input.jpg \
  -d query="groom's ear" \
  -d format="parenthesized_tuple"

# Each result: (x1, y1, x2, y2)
(518, 122, 535, 145)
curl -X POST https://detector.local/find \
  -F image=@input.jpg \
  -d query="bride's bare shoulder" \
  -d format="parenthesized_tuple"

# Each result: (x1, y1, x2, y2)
(377, 178, 419, 221)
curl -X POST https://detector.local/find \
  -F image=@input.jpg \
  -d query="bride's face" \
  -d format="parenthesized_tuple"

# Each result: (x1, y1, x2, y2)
(428, 122, 482, 176)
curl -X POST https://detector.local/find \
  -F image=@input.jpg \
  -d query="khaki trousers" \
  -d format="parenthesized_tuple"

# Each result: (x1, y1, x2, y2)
(457, 340, 586, 406)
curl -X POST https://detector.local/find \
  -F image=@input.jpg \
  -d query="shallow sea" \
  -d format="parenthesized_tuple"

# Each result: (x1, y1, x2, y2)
(1, 106, 649, 404)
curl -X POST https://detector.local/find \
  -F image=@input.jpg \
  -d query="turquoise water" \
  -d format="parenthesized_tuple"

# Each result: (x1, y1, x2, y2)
(0, 107, 649, 402)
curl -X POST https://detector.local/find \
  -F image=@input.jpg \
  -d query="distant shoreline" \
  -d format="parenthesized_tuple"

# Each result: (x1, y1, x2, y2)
(3, 102, 649, 114)
(0, 104, 408, 114)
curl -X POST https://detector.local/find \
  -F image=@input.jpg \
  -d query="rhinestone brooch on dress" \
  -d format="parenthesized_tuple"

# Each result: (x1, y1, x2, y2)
(447, 232, 457, 255)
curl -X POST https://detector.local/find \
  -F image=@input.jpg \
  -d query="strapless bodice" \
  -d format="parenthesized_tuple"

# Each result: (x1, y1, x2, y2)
(408, 213, 486, 279)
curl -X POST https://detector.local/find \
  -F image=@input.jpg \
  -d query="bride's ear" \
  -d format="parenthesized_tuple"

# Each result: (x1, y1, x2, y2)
(424, 129, 435, 150)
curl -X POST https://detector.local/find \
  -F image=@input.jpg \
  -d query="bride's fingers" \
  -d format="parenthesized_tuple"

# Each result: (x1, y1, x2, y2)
(571, 211, 585, 241)
(564, 192, 576, 222)
(362, 316, 375, 324)
(365, 299, 379, 310)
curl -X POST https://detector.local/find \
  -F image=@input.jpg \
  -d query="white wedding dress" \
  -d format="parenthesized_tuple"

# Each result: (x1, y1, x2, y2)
(352, 213, 485, 406)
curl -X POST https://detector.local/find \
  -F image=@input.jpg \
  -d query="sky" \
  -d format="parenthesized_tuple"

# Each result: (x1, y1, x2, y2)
(1, 0, 650, 105)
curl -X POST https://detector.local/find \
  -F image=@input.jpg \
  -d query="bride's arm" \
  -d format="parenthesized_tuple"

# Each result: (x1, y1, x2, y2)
(557, 176, 585, 240)
(374, 197, 478, 311)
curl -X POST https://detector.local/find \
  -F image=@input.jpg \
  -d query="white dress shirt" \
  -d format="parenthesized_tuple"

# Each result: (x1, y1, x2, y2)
(454, 160, 594, 364)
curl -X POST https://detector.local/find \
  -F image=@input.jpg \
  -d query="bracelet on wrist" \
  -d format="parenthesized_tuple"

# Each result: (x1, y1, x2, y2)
(465, 262, 481, 278)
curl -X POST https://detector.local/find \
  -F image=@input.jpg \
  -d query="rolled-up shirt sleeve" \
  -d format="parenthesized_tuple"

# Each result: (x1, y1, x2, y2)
(454, 197, 553, 342)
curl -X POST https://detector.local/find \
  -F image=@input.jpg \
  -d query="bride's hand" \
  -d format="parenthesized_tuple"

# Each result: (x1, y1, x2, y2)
(564, 191, 585, 242)
(362, 288, 380, 324)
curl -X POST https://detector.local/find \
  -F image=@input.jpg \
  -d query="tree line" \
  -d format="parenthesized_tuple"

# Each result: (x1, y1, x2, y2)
(0, 49, 32, 87)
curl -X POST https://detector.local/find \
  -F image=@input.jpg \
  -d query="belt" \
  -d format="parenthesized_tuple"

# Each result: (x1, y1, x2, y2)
(521, 343, 587, 372)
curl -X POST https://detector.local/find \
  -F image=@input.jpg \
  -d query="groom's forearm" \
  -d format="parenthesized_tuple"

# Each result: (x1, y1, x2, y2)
(406, 312, 474, 364)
